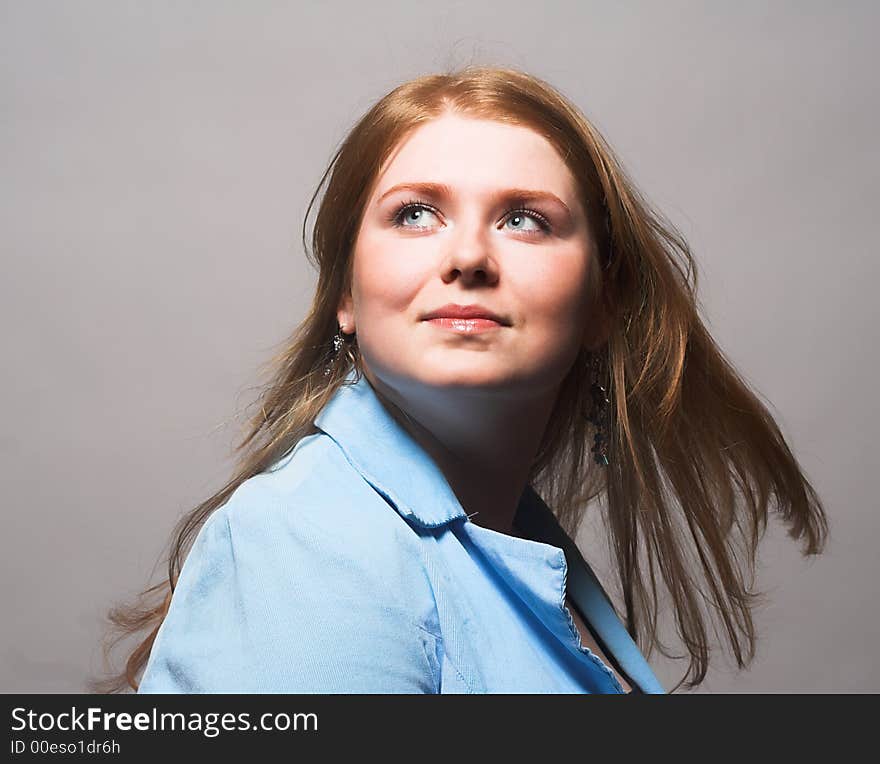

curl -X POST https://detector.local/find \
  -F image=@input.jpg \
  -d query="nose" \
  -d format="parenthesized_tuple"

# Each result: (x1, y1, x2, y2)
(439, 221, 500, 287)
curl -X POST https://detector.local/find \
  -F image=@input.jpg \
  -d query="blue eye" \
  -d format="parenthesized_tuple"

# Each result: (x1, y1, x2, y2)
(504, 211, 549, 234)
(392, 202, 441, 229)
(389, 198, 552, 236)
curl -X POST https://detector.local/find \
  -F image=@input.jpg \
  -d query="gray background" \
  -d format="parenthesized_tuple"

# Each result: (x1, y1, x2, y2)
(1, 0, 876, 693)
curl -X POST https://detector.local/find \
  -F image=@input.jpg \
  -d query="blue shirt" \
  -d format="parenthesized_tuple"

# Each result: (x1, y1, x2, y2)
(138, 368, 665, 694)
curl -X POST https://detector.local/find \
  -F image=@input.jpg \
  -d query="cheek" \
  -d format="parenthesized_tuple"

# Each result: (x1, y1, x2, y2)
(517, 255, 591, 342)
(352, 232, 426, 317)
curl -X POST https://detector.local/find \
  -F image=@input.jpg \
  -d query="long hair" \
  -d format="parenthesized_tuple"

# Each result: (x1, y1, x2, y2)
(90, 65, 828, 693)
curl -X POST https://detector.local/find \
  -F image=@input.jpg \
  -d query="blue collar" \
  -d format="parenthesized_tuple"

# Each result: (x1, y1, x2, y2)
(313, 368, 470, 528)
(313, 367, 560, 533)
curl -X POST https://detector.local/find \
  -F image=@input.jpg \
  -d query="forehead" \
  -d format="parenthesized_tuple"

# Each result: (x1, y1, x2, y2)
(370, 115, 578, 202)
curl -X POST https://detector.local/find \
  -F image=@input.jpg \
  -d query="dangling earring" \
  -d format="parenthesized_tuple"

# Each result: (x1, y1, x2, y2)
(323, 326, 347, 377)
(584, 351, 611, 466)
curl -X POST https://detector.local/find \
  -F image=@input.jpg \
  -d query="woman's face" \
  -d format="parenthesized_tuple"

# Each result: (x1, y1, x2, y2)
(339, 113, 599, 399)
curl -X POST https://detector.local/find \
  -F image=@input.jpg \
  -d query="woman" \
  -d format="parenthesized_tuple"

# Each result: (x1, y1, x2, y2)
(93, 65, 828, 694)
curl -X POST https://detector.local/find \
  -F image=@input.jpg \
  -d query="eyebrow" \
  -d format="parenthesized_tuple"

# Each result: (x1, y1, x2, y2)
(377, 181, 572, 215)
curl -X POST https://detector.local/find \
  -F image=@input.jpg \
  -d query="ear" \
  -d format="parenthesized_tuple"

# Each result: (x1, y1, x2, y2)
(336, 292, 356, 336)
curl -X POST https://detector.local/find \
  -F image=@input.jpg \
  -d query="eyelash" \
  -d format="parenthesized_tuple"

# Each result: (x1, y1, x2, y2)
(388, 197, 552, 236)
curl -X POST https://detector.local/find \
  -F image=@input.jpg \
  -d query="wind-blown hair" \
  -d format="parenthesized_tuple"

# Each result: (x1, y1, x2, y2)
(91, 65, 828, 693)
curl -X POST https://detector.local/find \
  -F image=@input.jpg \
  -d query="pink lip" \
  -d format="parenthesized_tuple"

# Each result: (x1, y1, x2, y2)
(421, 303, 510, 325)
(425, 317, 503, 334)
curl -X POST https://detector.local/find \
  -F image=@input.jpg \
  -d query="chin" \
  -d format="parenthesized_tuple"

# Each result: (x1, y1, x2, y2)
(410, 361, 520, 392)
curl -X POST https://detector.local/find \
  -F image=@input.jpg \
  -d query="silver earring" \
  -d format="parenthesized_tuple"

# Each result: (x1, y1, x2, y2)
(584, 352, 611, 466)
(323, 328, 347, 377)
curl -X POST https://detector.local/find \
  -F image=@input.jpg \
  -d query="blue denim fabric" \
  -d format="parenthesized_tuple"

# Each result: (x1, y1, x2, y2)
(138, 369, 665, 694)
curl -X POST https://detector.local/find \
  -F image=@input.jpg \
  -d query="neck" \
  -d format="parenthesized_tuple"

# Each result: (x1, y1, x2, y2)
(364, 366, 559, 536)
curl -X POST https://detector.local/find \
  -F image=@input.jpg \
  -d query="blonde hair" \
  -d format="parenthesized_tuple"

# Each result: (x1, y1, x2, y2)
(91, 65, 828, 693)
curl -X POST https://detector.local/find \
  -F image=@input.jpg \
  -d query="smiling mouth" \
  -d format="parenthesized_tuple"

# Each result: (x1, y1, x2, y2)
(423, 317, 504, 334)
